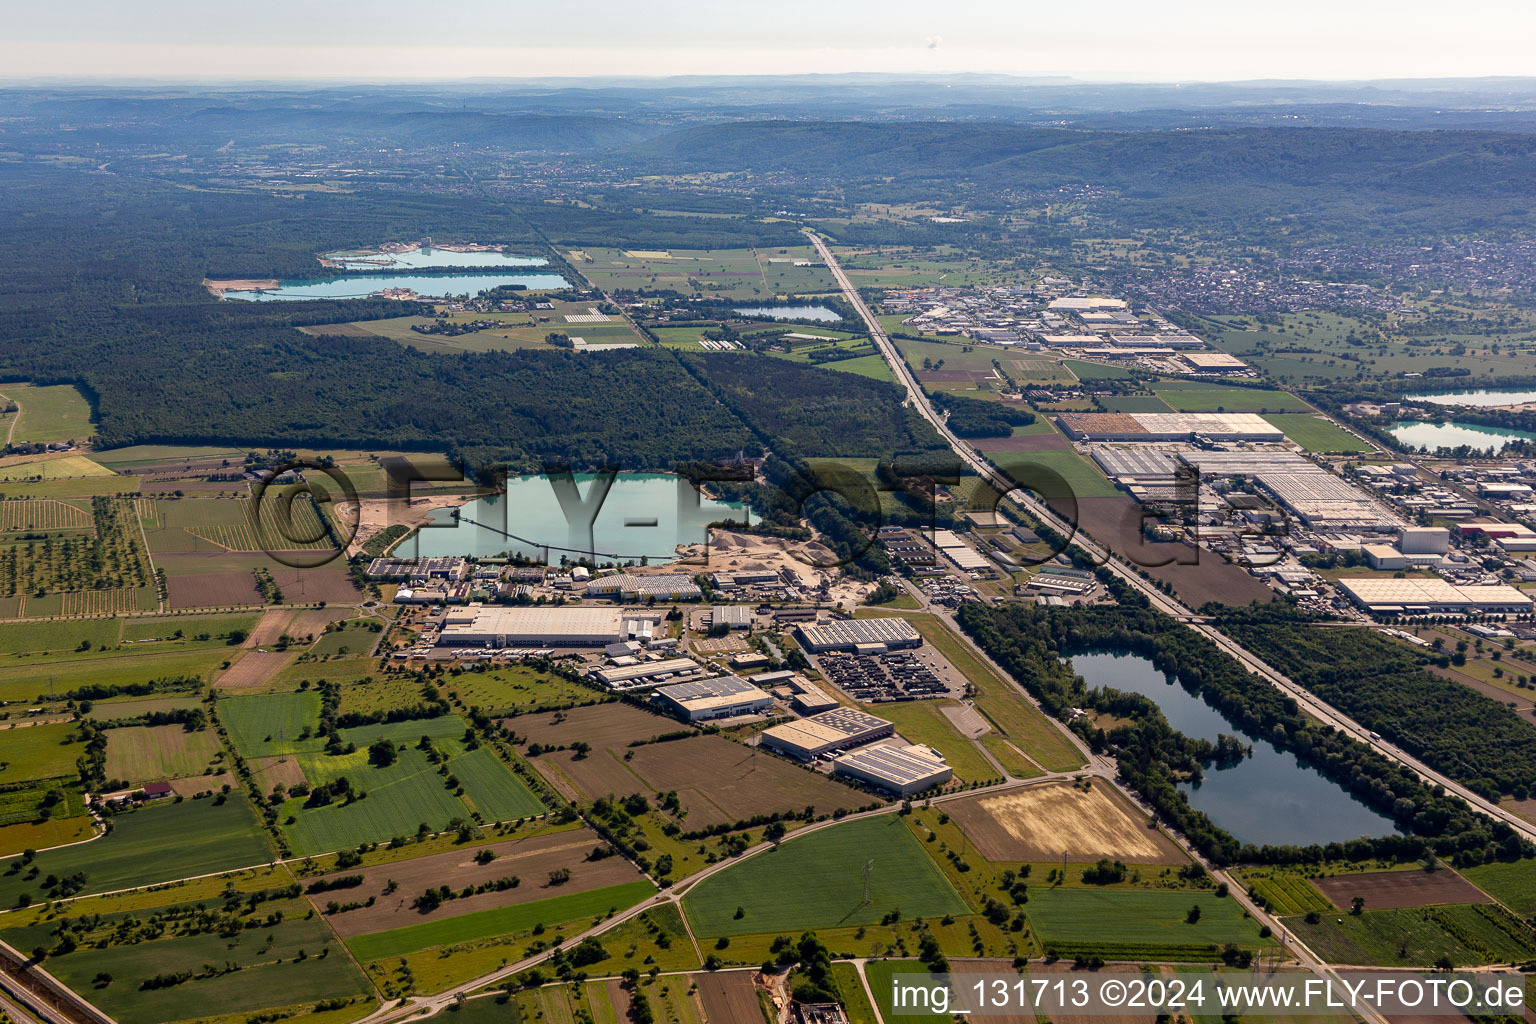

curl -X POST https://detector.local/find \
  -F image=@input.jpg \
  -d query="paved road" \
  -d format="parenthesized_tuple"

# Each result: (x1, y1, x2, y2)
(808, 228, 1536, 848)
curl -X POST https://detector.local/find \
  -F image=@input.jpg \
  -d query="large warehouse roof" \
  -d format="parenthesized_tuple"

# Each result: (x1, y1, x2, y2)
(833, 744, 951, 796)
(1057, 412, 1283, 441)
(1337, 578, 1533, 612)
(439, 605, 647, 647)
(760, 707, 892, 759)
(797, 618, 922, 652)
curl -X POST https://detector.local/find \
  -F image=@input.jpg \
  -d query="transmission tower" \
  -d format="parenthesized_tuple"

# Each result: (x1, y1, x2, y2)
(861, 858, 874, 906)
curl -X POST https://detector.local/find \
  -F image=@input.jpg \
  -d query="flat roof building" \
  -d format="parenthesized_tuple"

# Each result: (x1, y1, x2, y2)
(760, 707, 894, 760)
(1337, 578, 1533, 616)
(584, 573, 702, 602)
(438, 605, 659, 648)
(797, 618, 923, 653)
(655, 676, 773, 722)
(712, 605, 753, 630)
(1057, 412, 1283, 442)
(832, 744, 951, 797)
(590, 657, 706, 690)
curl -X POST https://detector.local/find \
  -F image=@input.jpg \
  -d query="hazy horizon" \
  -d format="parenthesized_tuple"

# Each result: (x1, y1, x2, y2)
(3, 0, 1535, 84)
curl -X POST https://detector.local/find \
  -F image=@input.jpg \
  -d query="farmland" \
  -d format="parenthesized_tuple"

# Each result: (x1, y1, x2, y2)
(1262, 412, 1373, 452)
(516, 704, 863, 828)
(103, 723, 223, 785)
(1284, 903, 1536, 966)
(1025, 888, 1273, 960)
(1152, 382, 1307, 413)
(304, 827, 641, 937)
(277, 716, 543, 855)
(1463, 859, 1536, 915)
(219, 691, 325, 758)
(0, 720, 82, 781)
(1310, 869, 1491, 911)
(0, 383, 95, 444)
(1232, 866, 1334, 915)
(0, 795, 272, 906)
(946, 782, 1184, 864)
(0, 497, 152, 601)
(682, 815, 968, 937)
(348, 878, 656, 962)
(13, 891, 373, 1024)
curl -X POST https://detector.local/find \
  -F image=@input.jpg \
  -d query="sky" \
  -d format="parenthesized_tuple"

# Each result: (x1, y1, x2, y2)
(3, 0, 1535, 83)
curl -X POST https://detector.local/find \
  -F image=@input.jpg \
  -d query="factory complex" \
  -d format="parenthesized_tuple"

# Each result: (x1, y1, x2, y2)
(760, 706, 895, 760)
(1336, 578, 1534, 616)
(831, 744, 952, 797)
(1057, 412, 1284, 442)
(654, 675, 774, 721)
(796, 617, 924, 653)
(437, 605, 662, 648)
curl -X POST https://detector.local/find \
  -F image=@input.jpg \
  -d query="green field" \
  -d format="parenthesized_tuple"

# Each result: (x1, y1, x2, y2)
(121, 613, 258, 644)
(976, 447, 1122, 499)
(0, 383, 95, 444)
(219, 691, 324, 758)
(1284, 903, 1536, 967)
(0, 795, 272, 906)
(0, 648, 226, 704)
(1026, 888, 1272, 959)
(449, 747, 545, 820)
(0, 720, 82, 781)
(284, 745, 469, 856)
(104, 723, 222, 785)
(1462, 859, 1536, 916)
(0, 455, 115, 482)
(348, 879, 656, 961)
(1097, 394, 1174, 413)
(29, 900, 372, 1024)
(682, 815, 968, 936)
(1153, 383, 1306, 412)
(1232, 867, 1333, 915)
(1061, 359, 1134, 380)
(0, 616, 121, 655)
(280, 717, 539, 854)
(1262, 413, 1373, 453)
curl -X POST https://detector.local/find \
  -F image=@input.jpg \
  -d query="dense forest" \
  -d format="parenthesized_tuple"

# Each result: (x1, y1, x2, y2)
(0, 165, 885, 470)
(1217, 607, 1536, 801)
(956, 589, 1529, 868)
(682, 353, 947, 460)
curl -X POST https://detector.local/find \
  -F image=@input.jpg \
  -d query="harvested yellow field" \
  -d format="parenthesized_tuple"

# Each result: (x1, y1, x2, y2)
(949, 782, 1183, 864)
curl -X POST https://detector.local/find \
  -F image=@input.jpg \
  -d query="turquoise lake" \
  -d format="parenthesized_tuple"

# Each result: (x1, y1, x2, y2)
(1068, 650, 1399, 847)
(222, 271, 569, 302)
(1389, 420, 1536, 452)
(323, 247, 549, 271)
(399, 473, 752, 563)
(1407, 388, 1536, 408)
(734, 305, 840, 322)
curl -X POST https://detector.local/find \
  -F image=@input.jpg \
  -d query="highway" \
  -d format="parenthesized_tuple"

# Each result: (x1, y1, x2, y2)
(806, 228, 1536, 848)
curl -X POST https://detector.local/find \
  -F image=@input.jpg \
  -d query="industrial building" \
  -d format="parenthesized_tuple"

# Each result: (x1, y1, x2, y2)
(584, 573, 702, 602)
(759, 707, 894, 760)
(796, 618, 923, 653)
(590, 657, 705, 690)
(654, 676, 773, 722)
(832, 744, 952, 796)
(931, 530, 992, 572)
(1181, 451, 1402, 532)
(367, 556, 468, 580)
(1056, 412, 1284, 442)
(711, 605, 753, 630)
(437, 605, 660, 648)
(1180, 352, 1249, 374)
(1337, 578, 1533, 616)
